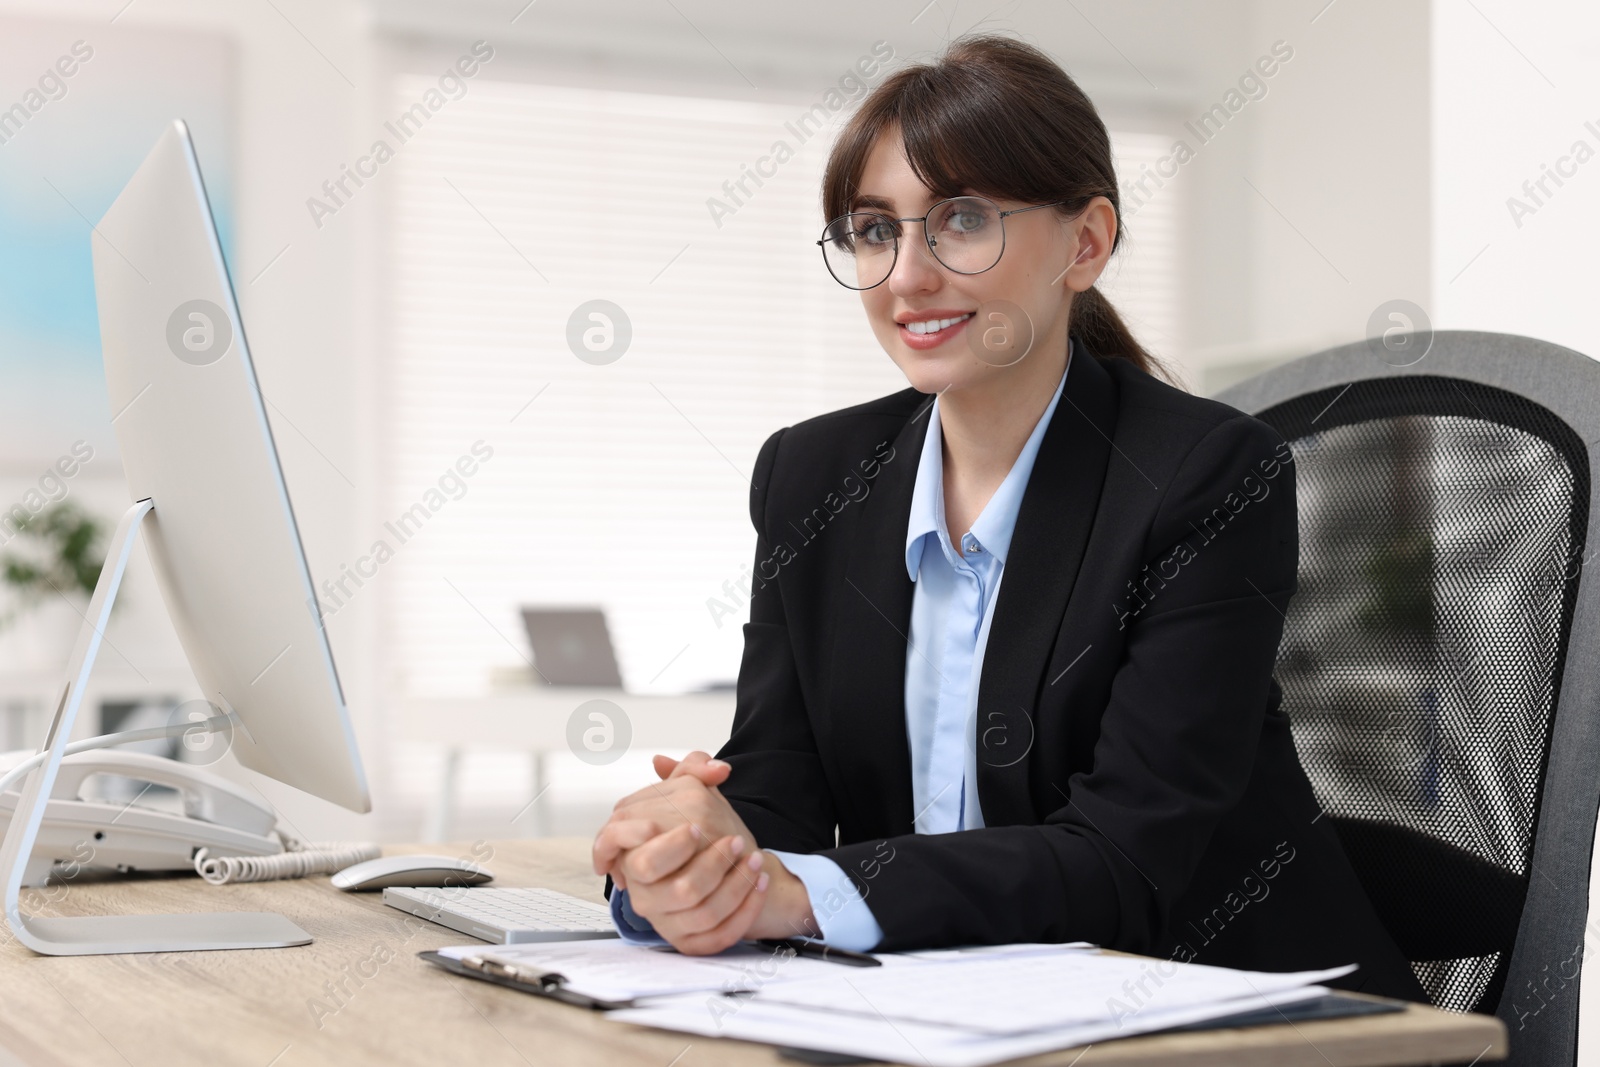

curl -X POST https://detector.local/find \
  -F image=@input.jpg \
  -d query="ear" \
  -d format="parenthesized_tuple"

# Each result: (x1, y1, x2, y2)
(1060, 196, 1118, 293)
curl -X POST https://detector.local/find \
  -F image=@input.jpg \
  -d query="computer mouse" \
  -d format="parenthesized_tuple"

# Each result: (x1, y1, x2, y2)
(331, 854, 495, 891)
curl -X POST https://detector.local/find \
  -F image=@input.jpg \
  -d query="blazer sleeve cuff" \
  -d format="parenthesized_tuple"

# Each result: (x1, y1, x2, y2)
(769, 850, 884, 952)
(820, 828, 1124, 952)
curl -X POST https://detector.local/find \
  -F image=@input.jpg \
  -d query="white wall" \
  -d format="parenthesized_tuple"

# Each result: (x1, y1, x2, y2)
(1240, 0, 1433, 375)
(1432, 1, 1599, 357)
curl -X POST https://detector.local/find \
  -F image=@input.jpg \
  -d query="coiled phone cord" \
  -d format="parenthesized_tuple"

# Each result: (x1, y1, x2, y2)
(194, 834, 380, 885)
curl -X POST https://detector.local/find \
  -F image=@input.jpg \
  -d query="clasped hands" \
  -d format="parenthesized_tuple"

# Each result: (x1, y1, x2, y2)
(590, 751, 819, 954)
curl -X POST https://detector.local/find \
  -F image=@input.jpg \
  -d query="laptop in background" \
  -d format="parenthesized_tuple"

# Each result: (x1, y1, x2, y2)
(520, 608, 624, 687)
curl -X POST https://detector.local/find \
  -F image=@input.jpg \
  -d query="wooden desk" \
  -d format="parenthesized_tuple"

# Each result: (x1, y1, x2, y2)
(0, 839, 1507, 1067)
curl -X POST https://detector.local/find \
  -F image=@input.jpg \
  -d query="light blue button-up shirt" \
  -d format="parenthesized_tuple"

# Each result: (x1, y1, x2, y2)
(611, 346, 1072, 951)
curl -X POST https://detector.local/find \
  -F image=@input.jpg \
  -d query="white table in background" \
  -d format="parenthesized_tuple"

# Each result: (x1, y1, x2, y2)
(395, 686, 734, 839)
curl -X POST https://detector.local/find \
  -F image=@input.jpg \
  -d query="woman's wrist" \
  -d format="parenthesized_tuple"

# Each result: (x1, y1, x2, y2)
(750, 851, 821, 940)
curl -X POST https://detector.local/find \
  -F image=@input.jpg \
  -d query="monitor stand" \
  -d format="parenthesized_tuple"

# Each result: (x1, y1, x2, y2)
(0, 498, 311, 954)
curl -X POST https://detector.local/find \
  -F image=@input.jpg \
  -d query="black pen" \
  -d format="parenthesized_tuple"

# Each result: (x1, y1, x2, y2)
(757, 937, 882, 967)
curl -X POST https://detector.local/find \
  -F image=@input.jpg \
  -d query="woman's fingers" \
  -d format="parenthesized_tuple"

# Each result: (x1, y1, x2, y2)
(630, 835, 756, 916)
(657, 845, 763, 932)
(612, 772, 711, 813)
(611, 778, 729, 835)
(668, 750, 712, 775)
(636, 751, 730, 793)
(670, 861, 771, 955)
(668, 751, 732, 785)
(619, 821, 706, 884)
(591, 816, 662, 875)
(598, 758, 749, 894)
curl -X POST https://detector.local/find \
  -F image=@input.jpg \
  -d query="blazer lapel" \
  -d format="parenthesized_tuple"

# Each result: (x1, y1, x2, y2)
(975, 348, 1120, 825)
(828, 395, 933, 839)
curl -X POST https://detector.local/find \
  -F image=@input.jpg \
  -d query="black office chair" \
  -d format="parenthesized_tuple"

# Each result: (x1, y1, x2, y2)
(1217, 331, 1600, 1066)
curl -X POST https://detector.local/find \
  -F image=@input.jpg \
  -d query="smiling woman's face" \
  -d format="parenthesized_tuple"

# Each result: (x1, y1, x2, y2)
(854, 129, 1094, 397)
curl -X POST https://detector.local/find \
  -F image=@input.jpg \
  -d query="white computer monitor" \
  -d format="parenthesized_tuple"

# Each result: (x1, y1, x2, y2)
(0, 120, 369, 955)
(92, 120, 369, 813)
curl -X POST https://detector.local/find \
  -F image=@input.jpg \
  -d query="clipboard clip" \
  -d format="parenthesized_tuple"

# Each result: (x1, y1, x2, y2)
(461, 954, 568, 992)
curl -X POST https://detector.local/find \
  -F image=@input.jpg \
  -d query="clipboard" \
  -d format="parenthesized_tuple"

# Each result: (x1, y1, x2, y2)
(418, 950, 638, 1011)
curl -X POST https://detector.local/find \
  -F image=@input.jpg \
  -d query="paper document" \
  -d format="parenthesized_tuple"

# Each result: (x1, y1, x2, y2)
(607, 948, 1357, 1067)
(611, 984, 1330, 1067)
(755, 953, 1355, 1034)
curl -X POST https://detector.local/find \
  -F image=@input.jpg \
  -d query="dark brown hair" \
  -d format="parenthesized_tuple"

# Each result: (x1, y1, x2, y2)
(822, 33, 1170, 382)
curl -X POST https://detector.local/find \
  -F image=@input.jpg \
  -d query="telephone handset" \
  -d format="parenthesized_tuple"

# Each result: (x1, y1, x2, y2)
(0, 749, 282, 887)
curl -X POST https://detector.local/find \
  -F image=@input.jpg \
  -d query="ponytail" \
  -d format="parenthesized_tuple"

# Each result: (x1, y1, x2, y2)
(1069, 286, 1174, 383)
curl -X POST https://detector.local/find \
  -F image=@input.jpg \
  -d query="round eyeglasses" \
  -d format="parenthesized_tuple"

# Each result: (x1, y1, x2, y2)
(816, 195, 1066, 291)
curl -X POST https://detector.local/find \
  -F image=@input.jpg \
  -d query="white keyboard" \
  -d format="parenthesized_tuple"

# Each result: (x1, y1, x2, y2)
(383, 886, 620, 944)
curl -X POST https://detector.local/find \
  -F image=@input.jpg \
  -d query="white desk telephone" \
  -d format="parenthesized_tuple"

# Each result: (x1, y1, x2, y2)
(0, 749, 282, 887)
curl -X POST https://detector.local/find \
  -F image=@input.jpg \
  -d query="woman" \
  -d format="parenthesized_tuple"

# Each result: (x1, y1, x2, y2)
(592, 32, 1424, 1001)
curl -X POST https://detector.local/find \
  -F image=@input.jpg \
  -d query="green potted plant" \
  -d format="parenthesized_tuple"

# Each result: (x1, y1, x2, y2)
(0, 502, 108, 669)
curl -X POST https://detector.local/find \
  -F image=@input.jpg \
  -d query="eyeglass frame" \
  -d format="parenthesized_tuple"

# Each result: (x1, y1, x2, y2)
(815, 195, 1068, 290)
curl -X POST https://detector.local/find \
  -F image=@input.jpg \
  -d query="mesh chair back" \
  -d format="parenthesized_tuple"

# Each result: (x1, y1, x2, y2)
(1218, 333, 1600, 1065)
(1254, 377, 1586, 1013)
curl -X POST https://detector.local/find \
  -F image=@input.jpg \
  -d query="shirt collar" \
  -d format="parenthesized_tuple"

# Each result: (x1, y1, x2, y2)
(904, 340, 1073, 580)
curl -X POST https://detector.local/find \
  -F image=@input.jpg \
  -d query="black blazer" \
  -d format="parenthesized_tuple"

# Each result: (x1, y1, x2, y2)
(714, 344, 1426, 1002)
